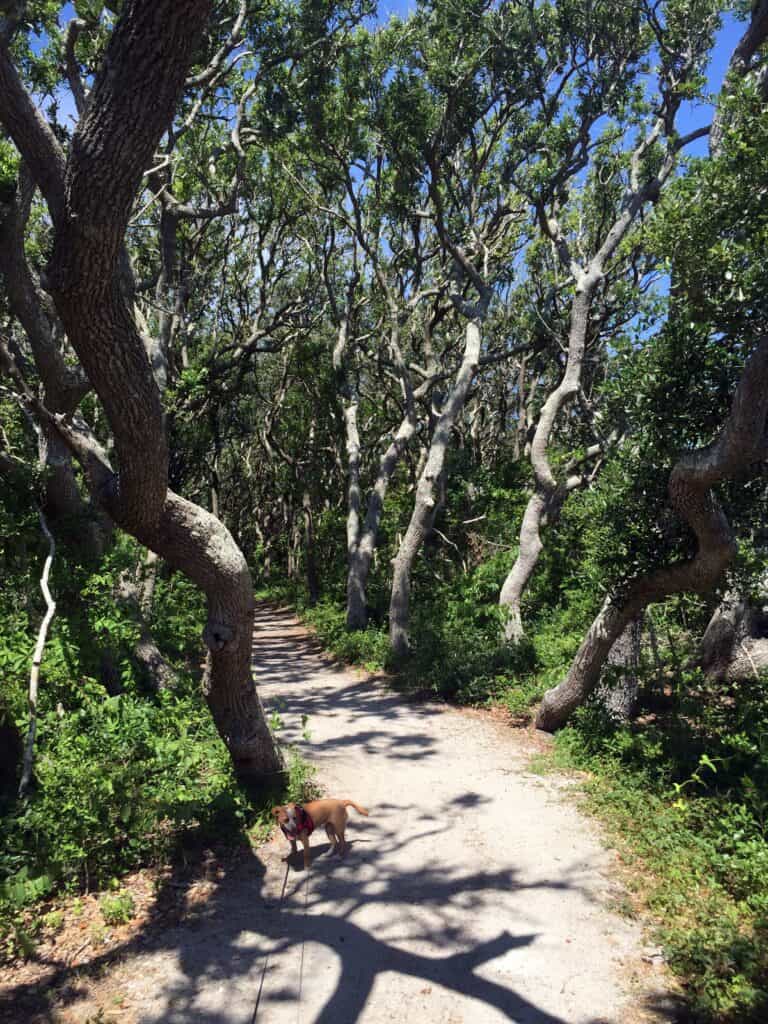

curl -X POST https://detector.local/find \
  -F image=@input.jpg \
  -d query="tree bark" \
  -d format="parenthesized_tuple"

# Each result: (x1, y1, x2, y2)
(389, 320, 481, 659)
(595, 615, 643, 723)
(346, 411, 418, 630)
(499, 282, 597, 640)
(334, 288, 418, 631)
(536, 336, 768, 731)
(302, 490, 320, 606)
(499, 491, 551, 643)
(699, 589, 768, 682)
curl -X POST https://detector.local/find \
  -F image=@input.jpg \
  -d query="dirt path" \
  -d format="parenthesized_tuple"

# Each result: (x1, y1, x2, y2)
(101, 605, 672, 1023)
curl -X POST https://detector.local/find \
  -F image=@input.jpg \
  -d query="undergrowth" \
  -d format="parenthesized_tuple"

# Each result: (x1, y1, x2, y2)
(258, 575, 567, 717)
(0, 535, 310, 965)
(538, 672, 768, 1024)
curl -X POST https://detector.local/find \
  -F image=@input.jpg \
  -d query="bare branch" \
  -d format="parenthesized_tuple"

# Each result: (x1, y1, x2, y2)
(0, 41, 66, 222)
(18, 507, 56, 799)
(64, 17, 88, 115)
(186, 1, 247, 88)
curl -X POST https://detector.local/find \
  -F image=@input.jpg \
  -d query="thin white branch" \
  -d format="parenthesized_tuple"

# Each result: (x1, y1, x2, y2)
(18, 507, 56, 799)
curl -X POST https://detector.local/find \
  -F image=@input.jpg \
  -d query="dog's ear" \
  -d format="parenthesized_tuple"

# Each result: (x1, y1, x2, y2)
(271, 806, 282, 818)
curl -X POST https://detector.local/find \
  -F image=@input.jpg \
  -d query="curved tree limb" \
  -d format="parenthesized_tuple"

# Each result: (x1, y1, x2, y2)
(389, 318, 483, 658)
(500, 73, 713, 642)
(0, 38, 66, 223)
(535, 336, 768, 731)
(4, 351, 278, 771)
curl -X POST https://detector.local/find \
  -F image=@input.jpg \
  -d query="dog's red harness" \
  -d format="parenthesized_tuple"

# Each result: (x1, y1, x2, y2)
(280, 805, 314, 840)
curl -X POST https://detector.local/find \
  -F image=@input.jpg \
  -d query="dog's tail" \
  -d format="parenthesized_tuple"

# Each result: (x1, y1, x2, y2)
(343, 800, 369, 816)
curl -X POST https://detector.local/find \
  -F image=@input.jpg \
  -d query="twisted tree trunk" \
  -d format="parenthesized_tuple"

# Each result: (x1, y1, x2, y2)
(536, 337, 768, 731)
(499, 284, 596, 641)
(535, 3, 768, 728)
(346, 410, 418, 630)
(335, 291, 418, 631)
(595, 615, 643, 723)
(499, 83, 710, 643)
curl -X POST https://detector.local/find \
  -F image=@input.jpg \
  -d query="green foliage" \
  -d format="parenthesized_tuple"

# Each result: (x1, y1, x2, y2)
(0, 520, 283, 963)
(149, 571, 206, 667)
(303, 600, 391, 670)
(41, 909, 63, 932)
(99, 890, 134, 926)
(545, 666, 768, 1023)
(285, 746, 318, 805)
(1, 689, 248, 891)
(0, 4, 765, 1020)
(0, 867, 52, 961)
(0, 137, 20, 203)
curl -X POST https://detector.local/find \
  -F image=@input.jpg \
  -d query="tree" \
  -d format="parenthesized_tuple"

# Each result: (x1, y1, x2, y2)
(376, 1, 534, 656)
(498, 0, 718, 642)
(0, 1, 282, 781)
(536, 6, 768, 729)
(536, 336, 768, 730)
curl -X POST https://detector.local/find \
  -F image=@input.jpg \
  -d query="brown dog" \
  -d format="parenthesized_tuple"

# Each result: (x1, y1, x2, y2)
(272, 798, 369, 870)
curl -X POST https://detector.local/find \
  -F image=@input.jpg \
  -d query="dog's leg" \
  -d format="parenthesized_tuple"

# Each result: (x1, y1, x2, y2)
(300, 833, 311, 870)
(337, 808, 349, 856)
(325, 823, 337, 854)
(335, 826, 347, 857)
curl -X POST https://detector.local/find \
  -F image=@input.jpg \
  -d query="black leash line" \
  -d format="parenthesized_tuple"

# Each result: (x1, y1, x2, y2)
(251, 859, 290, 1023)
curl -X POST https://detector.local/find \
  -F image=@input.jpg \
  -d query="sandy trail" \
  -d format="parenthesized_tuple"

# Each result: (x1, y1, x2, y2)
(113, 603, 671, 1023)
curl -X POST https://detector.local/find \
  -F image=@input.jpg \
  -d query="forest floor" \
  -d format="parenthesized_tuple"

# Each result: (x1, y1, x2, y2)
(1, 604, 683, 1024)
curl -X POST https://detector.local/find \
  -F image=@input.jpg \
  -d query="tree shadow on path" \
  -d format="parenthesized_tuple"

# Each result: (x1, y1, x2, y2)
(0, 603, 648, 1023)
(0, 812, 601, 1024)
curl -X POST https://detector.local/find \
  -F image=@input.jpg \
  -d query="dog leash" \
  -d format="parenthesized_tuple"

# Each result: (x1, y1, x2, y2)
(251, 858, 290, 1023)
(251, 859, 312, 1024)
(296, 869, 310, 1024)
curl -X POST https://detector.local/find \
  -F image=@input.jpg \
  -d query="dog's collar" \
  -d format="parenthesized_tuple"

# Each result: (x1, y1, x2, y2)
(280, 805, 314, 839)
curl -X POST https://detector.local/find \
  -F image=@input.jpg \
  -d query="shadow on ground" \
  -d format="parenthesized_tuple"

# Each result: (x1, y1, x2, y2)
(0, 814, 628, 1024)
(0, 605, 674, 1024)
(253, 605, 443, 765)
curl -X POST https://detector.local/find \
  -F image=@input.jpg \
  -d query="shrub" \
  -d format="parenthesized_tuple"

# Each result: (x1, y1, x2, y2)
(99, 891, 135, 926)
(545, 668, 768, 1024)
(0, 687, 258, 898)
